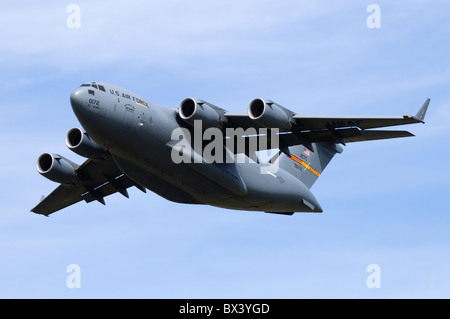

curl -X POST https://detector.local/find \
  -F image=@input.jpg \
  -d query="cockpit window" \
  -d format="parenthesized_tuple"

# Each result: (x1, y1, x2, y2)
(80, 83, 106, 92)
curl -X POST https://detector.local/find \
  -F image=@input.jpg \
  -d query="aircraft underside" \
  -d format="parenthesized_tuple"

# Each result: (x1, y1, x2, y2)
(110, 151, 317, 214)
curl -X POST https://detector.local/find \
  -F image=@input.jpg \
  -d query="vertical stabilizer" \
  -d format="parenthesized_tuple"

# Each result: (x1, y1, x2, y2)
(275, 142, 343, 188)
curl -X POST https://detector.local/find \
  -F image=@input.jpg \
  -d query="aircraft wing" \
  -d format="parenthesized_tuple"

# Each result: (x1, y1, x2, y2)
(224, 98, 429, 150)
(31, 155, 145, 216)
(292, 98, 428, 131)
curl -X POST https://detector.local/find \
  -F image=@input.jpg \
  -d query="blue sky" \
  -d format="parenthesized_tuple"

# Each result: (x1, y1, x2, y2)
(1, 0, 450, 298)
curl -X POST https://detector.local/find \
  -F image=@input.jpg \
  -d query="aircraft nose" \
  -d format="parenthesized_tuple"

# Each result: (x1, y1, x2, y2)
(70, 87, 85, 111)
(70, 87, 94, 127)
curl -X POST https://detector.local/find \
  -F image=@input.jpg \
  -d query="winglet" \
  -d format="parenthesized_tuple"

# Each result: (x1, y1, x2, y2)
(414, 98, 430, 122)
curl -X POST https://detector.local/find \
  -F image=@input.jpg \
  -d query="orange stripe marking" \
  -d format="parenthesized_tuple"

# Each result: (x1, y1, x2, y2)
(288, 155, 321, 177)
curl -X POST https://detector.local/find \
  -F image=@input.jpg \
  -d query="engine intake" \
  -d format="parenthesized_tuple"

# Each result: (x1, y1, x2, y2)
(248, 98, 293, 130)
(179, 98, 225, 129)
(37, 153, 78, 184)
(66, 127, 107, 158)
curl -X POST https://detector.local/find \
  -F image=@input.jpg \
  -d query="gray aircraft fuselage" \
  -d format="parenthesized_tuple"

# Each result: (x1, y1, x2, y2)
(70, 82, 321, 213)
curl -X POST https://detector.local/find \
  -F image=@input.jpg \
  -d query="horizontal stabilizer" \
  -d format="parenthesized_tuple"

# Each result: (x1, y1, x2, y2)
(343, 130, 414, 143)
(265, 211, 294, 216)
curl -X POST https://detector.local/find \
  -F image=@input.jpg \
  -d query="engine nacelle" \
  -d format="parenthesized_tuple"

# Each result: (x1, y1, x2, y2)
(179, 98, 225, 129)
(36, 153, 78, 184)
(248, 98, 293, 130)
(65, 127, 107, 158)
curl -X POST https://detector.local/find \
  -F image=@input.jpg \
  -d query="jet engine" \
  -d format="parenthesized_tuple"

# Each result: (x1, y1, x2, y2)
(36, 153, 77, 184)
(179, 98, 225, 129)
(248, 98, 293, 130)
(65, 127, 107, 159)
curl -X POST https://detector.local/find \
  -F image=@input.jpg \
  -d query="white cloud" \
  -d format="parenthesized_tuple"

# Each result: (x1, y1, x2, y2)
(0, 1, 328, 68)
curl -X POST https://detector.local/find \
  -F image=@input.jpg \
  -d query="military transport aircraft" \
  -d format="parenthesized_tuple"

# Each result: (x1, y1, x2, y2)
(32, 82, 429, 216)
